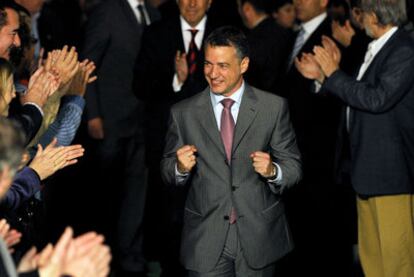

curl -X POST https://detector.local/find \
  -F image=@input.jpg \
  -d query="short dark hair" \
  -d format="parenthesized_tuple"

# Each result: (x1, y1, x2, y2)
(360, 0, 407, 26)
(205, 26, 250, 60)
(0, 0, 27, 29)
(240, 0, 268, 14)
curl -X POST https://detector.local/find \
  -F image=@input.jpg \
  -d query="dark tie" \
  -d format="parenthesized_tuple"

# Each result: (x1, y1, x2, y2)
(137, 4, 148, 27)
(220, 99, 237, 224)
(187, 29, 199, 75)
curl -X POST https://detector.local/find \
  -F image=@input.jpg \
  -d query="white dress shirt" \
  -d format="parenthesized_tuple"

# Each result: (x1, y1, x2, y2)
(126, 0, 151, 25)
(175, 81, 283, 189)
(345, 27, 398, 130)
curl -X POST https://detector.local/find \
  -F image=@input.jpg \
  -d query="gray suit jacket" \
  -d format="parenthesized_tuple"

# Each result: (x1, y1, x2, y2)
(161, 85, 302, 272)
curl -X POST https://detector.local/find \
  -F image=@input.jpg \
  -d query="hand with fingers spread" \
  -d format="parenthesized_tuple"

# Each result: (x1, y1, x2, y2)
(50, 46, 80, 87)
(29, 138, 85, 180)
(22, 67, 61, 108)
(177, 145, 197, 174)
(66, 59, 97, 97)
(175, 50, 189, 85)
(250, 151, 276, 178)
(295, 53, 325, 83)
(313, 45, 340, 77)
(332, 20, 355, 48)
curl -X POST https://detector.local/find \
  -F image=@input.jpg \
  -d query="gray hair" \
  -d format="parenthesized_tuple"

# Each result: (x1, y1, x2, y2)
(360, 0, 407, 26)
(0, 117, 25, 177)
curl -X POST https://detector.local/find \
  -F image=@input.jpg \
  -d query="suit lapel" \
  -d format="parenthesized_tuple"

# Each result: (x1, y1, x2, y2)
(232, 85, 258, 154)
(195, 89, 226, 157)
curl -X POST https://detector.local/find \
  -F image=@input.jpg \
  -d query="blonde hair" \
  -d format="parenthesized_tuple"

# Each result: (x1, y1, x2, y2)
(0, 58, 14, 114)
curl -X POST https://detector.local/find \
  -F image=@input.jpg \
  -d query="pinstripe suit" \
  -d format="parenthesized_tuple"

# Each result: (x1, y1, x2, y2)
(161, 84, 302, 274)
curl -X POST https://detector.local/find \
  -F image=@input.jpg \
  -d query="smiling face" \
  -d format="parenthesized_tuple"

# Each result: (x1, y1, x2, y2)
(0, 8, 21, 60)
(204, 44, 249, 97)
(178, 0, 212, 27)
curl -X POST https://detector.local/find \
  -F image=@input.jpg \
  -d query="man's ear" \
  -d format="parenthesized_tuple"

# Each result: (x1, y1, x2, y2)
(240, 57, 250, 74)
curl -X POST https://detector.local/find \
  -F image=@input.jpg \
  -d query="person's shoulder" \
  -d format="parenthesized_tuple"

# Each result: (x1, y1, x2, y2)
(171, 90, 207, 112)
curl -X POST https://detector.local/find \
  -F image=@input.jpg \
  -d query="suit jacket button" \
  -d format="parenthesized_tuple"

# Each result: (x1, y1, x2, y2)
(231, 186, 236, 191)
(223, 215, 230, 220)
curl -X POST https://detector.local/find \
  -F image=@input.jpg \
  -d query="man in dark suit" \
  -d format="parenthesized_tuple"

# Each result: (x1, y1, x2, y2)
(238, 0, 291, 94)
(296, 0, 414, 275)
(133, 1, 217, 274)
(161, 26, 302, 277)
(82, 1, 160, 276)
(279, 0, 351, 274)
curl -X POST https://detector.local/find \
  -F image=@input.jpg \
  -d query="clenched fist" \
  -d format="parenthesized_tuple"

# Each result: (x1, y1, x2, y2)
(177, 145, 197, 174)
(250, 151, 276, 178)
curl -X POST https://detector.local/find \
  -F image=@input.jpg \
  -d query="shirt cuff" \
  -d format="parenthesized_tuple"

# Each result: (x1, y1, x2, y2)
(314, 80, 322, 93)
(267, 162, 283, 184)
(23, 102, 44, 116)
(172, 74, 183, 92)
(175, 163, 189, 185)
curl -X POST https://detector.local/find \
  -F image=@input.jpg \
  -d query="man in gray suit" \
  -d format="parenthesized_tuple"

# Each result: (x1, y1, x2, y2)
(161, 26, 302, 277)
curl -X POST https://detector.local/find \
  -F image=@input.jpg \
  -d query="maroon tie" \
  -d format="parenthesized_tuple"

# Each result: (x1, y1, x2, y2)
(187, 29, 199, 75)
(220, 99, 237, 224)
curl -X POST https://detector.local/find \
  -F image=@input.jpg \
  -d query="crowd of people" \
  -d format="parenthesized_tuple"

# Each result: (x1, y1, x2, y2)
(0, 0, 413, 276)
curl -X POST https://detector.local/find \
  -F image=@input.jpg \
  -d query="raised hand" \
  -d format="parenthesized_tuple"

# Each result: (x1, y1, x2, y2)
(66, 59, 97, 97)
(175, 50, 189, 85)
(29, 138, 85, 180)
(321, 36, 342, 65)
(313, 44, 340, 77)
(177, 145, 197, 174)
(295, 53, 325, 83)
(50, 46, 80, 87)
(332, 20, 355, 48)
(22, 67, 61, 107)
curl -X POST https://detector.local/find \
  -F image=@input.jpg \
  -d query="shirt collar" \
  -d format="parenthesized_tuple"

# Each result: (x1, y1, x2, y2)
(367, 26, 398, 57)
(127, 0, 144, 9)
(301, 12, 327, 35)
(180, 15, 207, 33)
(210, 81, 245, 107)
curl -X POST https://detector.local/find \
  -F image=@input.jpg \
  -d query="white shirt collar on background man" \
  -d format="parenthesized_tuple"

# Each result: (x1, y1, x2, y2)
(357, 26, 398, 80)
(180, 15, 207, 52)
(127, 0, 150, 25)
(300, 12, 327, 43)
(210, 81, 245, 129)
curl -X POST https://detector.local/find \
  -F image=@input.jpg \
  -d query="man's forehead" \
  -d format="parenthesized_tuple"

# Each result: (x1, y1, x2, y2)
(4, 8, 20, 28)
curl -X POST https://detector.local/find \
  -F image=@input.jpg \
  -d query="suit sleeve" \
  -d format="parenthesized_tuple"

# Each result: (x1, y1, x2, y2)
(82, 4, 110, 120)
(323, 41, 414, 113)
(0, 167, 41, 211)
(269, 98, 302, 190)
(160, 109, 187, 186)
(8, 104, 43, 146)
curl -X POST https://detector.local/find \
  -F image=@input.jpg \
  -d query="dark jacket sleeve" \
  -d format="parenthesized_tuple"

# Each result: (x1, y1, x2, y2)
(0, 167, 41, 211)
(8, 104, 43, 146)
